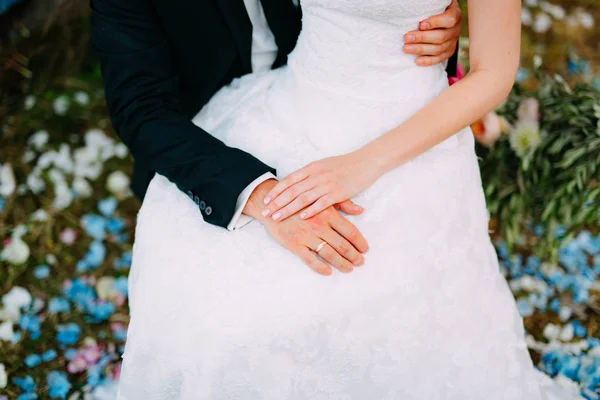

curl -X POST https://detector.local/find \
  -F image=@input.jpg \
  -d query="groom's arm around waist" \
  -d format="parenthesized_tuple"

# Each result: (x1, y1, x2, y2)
(90, 0, 276, 229)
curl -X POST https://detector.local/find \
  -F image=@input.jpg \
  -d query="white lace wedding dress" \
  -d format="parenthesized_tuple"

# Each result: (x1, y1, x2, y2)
(118, 0, 583, 399)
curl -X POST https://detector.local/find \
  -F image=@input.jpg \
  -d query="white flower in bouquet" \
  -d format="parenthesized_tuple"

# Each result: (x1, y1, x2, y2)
(517, 97, 539, 123)
(509, 121, 541, 158)
(53, 95, 71, 116)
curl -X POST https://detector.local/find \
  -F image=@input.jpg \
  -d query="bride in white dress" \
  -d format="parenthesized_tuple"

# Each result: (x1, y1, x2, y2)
(118, 0, 583, 399)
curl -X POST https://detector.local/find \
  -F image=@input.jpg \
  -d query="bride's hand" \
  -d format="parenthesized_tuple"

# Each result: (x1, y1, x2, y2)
(261, 152, 381, 222)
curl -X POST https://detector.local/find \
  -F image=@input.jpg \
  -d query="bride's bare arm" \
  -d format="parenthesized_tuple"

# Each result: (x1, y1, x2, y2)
(260, 0, 520, 222)
(364, 0, 521, 173)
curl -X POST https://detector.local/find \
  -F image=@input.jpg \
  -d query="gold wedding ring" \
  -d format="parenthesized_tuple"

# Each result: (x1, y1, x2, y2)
(315, 241, 327, 253)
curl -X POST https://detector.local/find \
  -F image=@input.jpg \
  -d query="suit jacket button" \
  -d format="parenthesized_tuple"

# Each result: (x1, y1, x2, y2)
(199, 200, 206, 210)
(187, 190, 194, 198)
(193, 195, 200, 206)
(204, 206, 212, 216)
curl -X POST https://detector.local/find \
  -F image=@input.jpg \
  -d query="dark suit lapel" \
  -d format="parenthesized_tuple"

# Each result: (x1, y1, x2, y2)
(216, 0, 253, 74)
(260, 0, 302, 66)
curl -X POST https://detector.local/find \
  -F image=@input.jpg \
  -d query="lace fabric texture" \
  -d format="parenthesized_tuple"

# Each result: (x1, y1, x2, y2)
(118, 0, 583, 399)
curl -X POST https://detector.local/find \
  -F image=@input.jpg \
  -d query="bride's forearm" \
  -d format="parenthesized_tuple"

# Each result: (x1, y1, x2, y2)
(360, 68, 516, 176)
(360, 0, 521, 177)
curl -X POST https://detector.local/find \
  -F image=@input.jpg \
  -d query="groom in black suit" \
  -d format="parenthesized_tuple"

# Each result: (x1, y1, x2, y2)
(91, 0, 462, 273)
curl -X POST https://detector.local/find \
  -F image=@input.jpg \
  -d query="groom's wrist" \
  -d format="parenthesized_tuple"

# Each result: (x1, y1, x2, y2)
(242, 178, 279, 222)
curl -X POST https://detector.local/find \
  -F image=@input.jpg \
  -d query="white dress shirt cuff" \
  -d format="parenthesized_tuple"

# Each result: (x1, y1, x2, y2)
(227, 172, 277, 231)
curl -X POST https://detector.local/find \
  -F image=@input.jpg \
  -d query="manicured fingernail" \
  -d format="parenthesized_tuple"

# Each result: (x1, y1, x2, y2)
(263, 196, 271, 205)
(406, 34, 415, 43)
(421, 22, 430, 29)
(262, 209, 270, 217)
(355, 257, 364, 266)
(300, 212, 307, 219)
(272, 212, 281, 221)
(405, 45, 415, 53)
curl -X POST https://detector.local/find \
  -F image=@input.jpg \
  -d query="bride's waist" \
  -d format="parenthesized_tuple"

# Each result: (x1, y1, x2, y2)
(286, 48, 449, 103)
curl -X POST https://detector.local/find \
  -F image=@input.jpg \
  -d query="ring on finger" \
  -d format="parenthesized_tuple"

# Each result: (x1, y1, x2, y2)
(315, 240, 328, 254)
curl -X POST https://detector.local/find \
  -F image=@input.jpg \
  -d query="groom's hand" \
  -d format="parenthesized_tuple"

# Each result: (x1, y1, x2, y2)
(243, 179, 369, 276)
(403, 0, 462, 67)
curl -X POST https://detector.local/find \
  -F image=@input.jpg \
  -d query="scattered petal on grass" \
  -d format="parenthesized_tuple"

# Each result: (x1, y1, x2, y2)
(59, 228, 77, 245)
(52, 96, 70, 116)
(0, 364, 7, 389)
(34, 265, 50, 279)
(47, 371, 71, 399)
(24, 355, 42, 368)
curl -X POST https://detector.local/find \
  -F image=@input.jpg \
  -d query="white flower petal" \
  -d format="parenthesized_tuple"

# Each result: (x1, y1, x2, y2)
(24, 95, 36, 111)
(53, 95, 70, 116)
(0, 363, 7, 389)
(74, 91, 91, 106)
(2, 286, 32, 311)
(106, 171, 131, 196)
(0, 163, 16, 197)
(0, 320, 14, 342)
(28, 130, 49, 151)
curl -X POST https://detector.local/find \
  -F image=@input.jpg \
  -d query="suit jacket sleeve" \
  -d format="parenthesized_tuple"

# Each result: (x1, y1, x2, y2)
(90, 0, 276, 229)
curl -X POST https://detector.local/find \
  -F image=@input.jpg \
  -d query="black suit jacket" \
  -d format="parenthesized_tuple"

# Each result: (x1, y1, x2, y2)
(90, 0, 457, 229)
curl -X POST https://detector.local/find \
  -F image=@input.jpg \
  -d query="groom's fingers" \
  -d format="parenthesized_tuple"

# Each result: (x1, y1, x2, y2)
(329, 213, 369, 254)
(415, 50, 456, 67)
(319, 229, 365, 268)
(404, 41, 453, 57)
(420, 0, 462, 30)
(296, 247, 333, 276)
(314, 242, 356, 273)
(404, 25, 459, 47)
